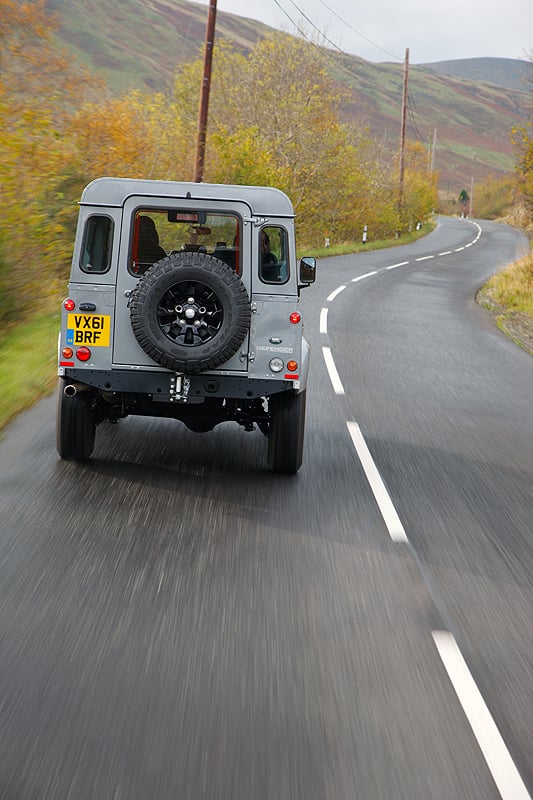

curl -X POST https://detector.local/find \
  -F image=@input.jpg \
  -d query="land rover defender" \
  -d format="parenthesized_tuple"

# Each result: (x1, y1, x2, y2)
(57, 178, 316, 473)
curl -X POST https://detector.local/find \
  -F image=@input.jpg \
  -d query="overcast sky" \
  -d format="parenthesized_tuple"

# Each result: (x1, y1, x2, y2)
(197, 0, 531, 64)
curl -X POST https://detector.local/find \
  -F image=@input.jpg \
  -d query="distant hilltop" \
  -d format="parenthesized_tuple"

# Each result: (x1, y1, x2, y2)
(419, 57, 533, 93)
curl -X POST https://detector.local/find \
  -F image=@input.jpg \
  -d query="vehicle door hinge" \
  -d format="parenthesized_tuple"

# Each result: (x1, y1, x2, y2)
(240, 351, 255, 363)
(250, 301, 258, 314)
(243, 216, 268, 227)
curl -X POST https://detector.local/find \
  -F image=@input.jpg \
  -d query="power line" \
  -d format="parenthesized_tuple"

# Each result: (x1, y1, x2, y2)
(406, 86, 428, 141)
(283, 0, 350, 57)
(271, 0, 362, 83)
(271, 0, 427, 146)
(318, 0, 403, 61)
(407, 100, 424, 141)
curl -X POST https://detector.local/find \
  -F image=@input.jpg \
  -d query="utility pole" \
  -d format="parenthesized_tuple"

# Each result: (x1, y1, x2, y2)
(194, 0, 217, 183)
(469, 175, 474, 218)
(429, 128, 437, 175)
(398, 47, 409, 222)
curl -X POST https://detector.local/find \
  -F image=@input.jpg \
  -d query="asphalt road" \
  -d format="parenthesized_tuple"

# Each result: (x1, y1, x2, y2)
(0, 217, 531, 799)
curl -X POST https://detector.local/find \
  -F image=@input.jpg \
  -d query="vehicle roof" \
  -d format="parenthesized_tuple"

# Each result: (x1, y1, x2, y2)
(80, 177, 294, 217)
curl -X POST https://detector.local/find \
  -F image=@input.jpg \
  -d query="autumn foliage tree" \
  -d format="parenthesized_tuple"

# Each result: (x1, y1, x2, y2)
(172, 35, 437, 246)
(0, 6, 437, 326)
(0, 0, 101, 321)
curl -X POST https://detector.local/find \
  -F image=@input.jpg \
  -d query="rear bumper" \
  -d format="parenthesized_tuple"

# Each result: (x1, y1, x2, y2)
(59, 367, 299, 401)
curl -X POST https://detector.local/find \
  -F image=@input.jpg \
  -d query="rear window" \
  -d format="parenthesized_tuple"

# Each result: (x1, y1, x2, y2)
(259, 226, 289, 284)
(130, 209, 241, 275)
(80, 215, 114, 273)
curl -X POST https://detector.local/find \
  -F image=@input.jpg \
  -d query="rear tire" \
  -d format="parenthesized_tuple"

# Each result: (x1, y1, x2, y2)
(56, 379, 96, 461)
(267, 390, 306, 474)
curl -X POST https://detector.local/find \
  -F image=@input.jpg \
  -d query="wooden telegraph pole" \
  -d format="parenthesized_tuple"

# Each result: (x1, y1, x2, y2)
(398, 47, 409, 220)
(194, 0, 217, 183)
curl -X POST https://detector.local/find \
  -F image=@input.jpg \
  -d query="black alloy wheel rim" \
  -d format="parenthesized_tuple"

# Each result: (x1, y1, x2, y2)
(157, 280, 224, 347)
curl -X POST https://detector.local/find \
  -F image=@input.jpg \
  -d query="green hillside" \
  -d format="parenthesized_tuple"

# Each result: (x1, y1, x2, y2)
(421, 57, 533, 93)
(45, 0, 529, 194)
(46, 0, 273, 91)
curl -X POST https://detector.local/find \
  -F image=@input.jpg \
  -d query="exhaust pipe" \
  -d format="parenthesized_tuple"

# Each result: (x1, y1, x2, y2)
(63, 382, 90, 397)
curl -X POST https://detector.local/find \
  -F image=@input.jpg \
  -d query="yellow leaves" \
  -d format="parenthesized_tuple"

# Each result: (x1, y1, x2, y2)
(207, 127, 278, 187)
(0, 15, 441, 321)
(66, 91, 193, 182)
(169, 32, 436, 247)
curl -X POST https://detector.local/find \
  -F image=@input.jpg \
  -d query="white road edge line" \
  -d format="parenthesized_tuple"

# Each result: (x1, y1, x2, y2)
(327, 285, 346, 302)
(346, 421, 408, 543)
(439, 251, 452, 256)
(455, 246, 465, 252)
(320, 307, 328, 335)
(416, 255, 434, 261)
(351, 270, 378, 282)
(322, 347, 345, 395)
(432, 631, 532, 800)
(386, 261, 409, 270)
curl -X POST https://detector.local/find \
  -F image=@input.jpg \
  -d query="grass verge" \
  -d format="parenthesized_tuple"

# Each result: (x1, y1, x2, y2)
(481, 252, 533, 315)
(298, 220, 436, 259)
(0, 312, 59, 434)
(477, 250, 533, 355)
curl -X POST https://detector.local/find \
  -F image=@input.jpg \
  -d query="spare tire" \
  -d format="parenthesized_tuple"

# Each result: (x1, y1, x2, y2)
(130, 252, 251, 374)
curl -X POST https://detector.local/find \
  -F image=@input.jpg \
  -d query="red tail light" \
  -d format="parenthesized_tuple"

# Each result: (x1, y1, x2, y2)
(76, 347, 91, 362)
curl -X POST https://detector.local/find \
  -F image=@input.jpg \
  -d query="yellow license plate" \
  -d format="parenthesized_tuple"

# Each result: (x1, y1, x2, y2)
(66, 313, 111, 347)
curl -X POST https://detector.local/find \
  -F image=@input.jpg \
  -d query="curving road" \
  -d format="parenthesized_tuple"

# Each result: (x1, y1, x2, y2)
(0, 217, 532, 799)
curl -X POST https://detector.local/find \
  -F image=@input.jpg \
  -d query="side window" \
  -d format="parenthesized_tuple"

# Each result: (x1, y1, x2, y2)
(80, 215, 114, 273)
(260, 226, 289, 284)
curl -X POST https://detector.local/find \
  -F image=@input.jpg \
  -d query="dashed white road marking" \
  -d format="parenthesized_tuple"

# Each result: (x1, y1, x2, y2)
(322, 222, 531, 800)
(346, 421, 408, 543)
(322, 347, 345, 395)
(432, 631, 532, 800)
(351, 270, 378, 283)
(327, 285, 346, 302)
(386, 261, 409, 270)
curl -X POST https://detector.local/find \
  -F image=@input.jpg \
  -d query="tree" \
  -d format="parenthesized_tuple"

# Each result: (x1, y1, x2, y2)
(65, 91, 191, 183)
(509, 52, 533, 221)
(0, 0, 101, 322)
(171, 34, 427, 247)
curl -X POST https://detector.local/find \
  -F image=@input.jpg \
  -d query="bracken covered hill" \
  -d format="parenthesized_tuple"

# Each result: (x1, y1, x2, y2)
(46, 0, 532, 196)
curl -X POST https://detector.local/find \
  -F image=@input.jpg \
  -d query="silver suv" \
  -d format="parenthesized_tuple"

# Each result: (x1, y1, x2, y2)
(56, 178, 316, 473)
